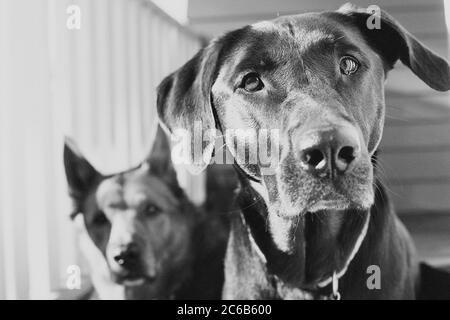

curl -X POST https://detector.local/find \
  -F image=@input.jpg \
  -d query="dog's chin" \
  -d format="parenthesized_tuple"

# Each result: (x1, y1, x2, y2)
(307, 200, 351, 213)
(112, 272, 156, 287)
(306, 199, 371, 214)
(275, 178, 375, 218)
(272, 196, 374, 219)
(121, 277, 148, 287)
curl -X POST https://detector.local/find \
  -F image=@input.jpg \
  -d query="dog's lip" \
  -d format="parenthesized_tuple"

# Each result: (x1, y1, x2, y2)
(307, 200, 351, 213)
(306, 198, 372, 214)
(118, 274, 156, 287)
(122, 278, 146, 287)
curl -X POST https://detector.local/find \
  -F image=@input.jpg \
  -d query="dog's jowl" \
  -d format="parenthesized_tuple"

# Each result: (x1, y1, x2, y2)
(64, 127, 227, 299)
(157, 3, 450, 299)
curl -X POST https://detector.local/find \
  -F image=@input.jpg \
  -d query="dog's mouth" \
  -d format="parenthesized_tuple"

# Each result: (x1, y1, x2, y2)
(274, 185, 373, 218)
(113, 273, 156, 287)
(306, 197, 371, 214)
(306, 199, 351, 213)
(270, 150, 375, 217)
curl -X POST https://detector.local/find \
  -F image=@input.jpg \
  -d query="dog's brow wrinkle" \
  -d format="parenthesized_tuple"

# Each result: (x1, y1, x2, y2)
(296, 29, 340, 52)
(334, 35, 346, 43)
(285, 22, 295, 37)
(108, 201, 127, 210)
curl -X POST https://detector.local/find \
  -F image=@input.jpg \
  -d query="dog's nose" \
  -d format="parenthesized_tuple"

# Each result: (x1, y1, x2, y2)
(113, 243, 140, 268)
(298, 126, 361, 177)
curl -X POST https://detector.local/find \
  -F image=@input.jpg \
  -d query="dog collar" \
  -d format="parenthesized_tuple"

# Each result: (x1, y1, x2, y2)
(328, 271, 341, 300)
(271, 270, 341, 300)
(332, 272, 341, 300)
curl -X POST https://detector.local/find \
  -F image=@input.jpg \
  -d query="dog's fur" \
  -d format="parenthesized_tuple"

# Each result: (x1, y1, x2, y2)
(156, 3, 450, 299)
(64, 127, 227, 299)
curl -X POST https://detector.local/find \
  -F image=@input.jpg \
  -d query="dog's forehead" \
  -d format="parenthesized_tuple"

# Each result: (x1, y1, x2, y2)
(218, 13, 362, 75)
(96, 169, 178, 211)
(251, 13, 345, 46)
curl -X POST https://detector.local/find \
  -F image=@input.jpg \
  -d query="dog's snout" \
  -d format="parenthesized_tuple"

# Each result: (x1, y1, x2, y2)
(298, 126, 361, 177)
(113, 243, 140, 268)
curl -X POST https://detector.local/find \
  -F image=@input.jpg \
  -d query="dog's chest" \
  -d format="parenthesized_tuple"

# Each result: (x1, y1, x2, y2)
(223, 213, 319, 300)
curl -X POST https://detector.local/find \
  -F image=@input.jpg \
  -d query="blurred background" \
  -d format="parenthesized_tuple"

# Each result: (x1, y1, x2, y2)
(0, 0, 449, 299)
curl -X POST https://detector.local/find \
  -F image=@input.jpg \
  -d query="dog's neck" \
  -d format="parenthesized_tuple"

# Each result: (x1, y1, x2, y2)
(233, 165, 373, 294)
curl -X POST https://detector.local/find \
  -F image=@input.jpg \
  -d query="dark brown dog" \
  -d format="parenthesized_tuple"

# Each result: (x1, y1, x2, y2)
(64, 127, 227, 299)
(156, 3, 450, 299)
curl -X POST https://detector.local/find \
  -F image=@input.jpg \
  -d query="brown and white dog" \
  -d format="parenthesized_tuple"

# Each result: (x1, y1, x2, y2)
(63, 127, 227, 299)
(156, 4, 450, 299)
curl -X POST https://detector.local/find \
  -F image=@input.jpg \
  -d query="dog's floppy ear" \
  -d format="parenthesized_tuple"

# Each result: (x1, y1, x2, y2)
(63, 137, 101, 217)
(337, 3, 450, 91)
(156, 41, 222, 174)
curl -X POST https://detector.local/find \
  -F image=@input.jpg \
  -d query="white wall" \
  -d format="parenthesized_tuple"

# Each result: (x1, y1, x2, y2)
(0, 0, 202, 299)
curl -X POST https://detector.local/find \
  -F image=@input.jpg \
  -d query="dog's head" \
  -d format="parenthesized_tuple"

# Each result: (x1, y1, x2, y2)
(64, 128, 194, 299)
(157, 4, 449, 282)
(158, 3, 449, 213)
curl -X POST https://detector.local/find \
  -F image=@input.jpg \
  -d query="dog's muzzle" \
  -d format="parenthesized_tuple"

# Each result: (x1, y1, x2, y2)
(270, 122, 373, 217)
(108, 242, 155, 286)
(296, 125, 361, 180)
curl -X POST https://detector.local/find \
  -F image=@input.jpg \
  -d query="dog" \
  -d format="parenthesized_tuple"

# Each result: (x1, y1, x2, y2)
(156, 3, 450, 299)
(63, 126, 227, 299)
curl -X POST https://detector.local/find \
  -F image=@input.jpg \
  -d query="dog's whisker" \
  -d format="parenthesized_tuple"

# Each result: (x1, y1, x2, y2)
(374, 158, 401, 198)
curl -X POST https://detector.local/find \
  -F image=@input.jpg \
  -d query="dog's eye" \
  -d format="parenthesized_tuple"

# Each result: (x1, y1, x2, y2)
(240, 73, 264, 92)
(143, 204, 161, 217)
(339, 56, 359, 75)
(92, 212, 109, 226)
